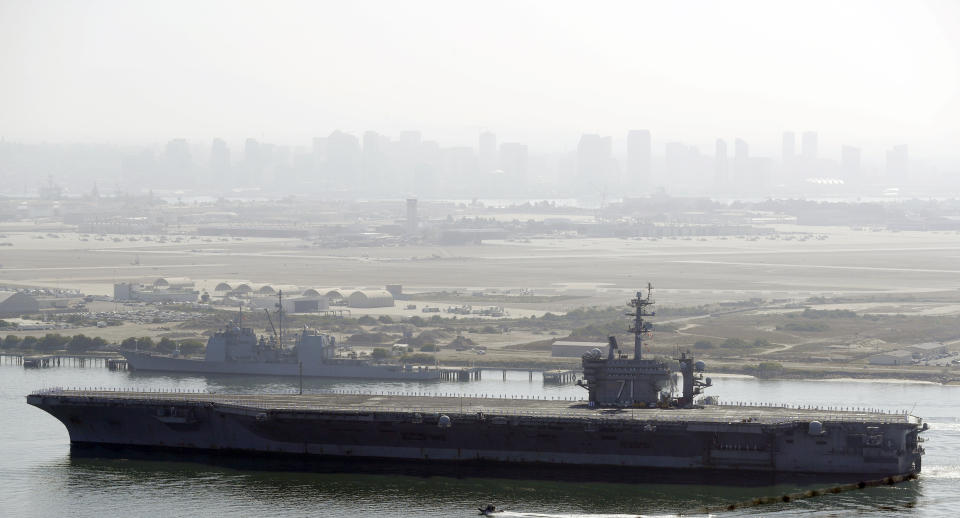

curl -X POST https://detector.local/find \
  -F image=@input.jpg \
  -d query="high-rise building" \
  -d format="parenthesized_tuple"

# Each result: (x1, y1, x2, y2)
(841, 145, 860, 179)
(801, 131, 818, 160)
(782, 132, 795, 162)
(326, 130, 361, 177)
(734, 138, 749, 183)
(499, 142, 528, 181)
(886, 144, 909, 180)
(715, 139, 728, 185)
(577, 134, 613, 185)
(626, 130, 652, 187)
(210, 138, 230, 180)
(362, 131, 389, 186)
(479, 132, 497, 174)
(164, 138, 191, 185)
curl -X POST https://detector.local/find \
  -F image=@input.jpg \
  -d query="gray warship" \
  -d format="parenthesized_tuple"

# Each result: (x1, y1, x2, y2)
(123, 300, 442, 380)
(29, 286, 926, 477)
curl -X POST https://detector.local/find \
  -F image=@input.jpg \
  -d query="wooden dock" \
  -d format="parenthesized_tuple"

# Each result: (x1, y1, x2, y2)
(1, 353, 126, 370)
(438, 367, 482, 381)
(543, 369, 578, 384)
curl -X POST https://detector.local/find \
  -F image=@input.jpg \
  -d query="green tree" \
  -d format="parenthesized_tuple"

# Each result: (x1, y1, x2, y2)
(66, 334, 95, 353)
(136, 337, 155, 350)
(37, 333, 70, 352)
(693, 340, 714, 349)
(2, 334, 22, 350)
(377, 315, 393, 324)
(370, 347, 389, 360)
(120, 337, 138, 350)
(407, 316, 426, 327)
(357, 315, 377, 325)
(156, 337, 177, 354)
(21, 336, 38, 350)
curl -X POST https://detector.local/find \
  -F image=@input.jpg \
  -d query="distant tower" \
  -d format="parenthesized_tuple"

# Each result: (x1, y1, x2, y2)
(498, 142, 528, 182)
(626, 130, 652, 188)
(886, 144, 909, 180)
(577, 134, 613, 187)
(210, 138, 230, 180)
(164, 138, 192, 185)
(714, 139, 728, 185)
(405, 198, 419, 233)
(479, 132, 497, 174)
(841, 145, 860, 179)
(734, 138, 749, 183)
(243, 138, 262, 185)
(782, 132, 795, 163)
(801, 131, 818, 160)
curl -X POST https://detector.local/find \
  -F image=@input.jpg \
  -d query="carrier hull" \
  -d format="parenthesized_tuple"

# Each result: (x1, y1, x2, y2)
(28, 390, 924, 478)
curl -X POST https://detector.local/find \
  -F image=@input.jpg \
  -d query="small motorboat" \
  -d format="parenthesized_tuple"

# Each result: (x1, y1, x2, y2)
(478, 504, 499, 515)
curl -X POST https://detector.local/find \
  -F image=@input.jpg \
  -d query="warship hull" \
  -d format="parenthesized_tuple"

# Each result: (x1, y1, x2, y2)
(28, 390, 924, 477)
(122, 352, 442, 380)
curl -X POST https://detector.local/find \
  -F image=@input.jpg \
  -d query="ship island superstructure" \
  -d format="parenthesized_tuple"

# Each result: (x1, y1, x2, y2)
(29, 286, 926, 477)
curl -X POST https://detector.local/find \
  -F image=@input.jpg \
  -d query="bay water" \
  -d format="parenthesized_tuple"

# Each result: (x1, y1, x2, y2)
(2, 364, 957, 517)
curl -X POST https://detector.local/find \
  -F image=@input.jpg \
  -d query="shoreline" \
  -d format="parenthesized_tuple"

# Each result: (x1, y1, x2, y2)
(3, 348, 959, 386)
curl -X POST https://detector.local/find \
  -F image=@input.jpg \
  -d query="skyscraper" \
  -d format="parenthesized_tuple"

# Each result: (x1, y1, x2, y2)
(164, 138, 191, 186)
(499, 142, 528, 181)
(210, 138, 230, 180)
(362, 131, 390, 187)
(734, 138, 749, 183)
(886, 144, 909, 180)
(782, 132, 795, 163)
(577, 134, 613, 185)
(479, 132, 497, 174)
(715, 138, 728, 185)
(801, 131, 818, 160)
(841, 145, 860, 179)
(326, 130, 361, 177)
(626, 130, 652, 187)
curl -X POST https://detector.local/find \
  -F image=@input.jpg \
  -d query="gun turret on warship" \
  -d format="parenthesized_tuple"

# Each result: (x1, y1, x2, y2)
(30, 285, 926, 478)
(122, 292, 443, 380)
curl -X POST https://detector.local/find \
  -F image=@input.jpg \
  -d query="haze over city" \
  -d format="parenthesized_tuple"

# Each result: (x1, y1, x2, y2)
(6, 2, 960, 517)
(2, 0, 960, 199)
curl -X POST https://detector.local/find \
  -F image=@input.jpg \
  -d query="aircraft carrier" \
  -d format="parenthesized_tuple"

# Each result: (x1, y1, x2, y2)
(27, 287, 927, 477)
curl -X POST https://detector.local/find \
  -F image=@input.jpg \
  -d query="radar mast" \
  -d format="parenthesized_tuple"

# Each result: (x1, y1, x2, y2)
(627, 283, 655, 360)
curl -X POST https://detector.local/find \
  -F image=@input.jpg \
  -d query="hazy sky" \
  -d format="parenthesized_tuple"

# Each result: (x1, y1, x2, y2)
(1, 0, 958, 158)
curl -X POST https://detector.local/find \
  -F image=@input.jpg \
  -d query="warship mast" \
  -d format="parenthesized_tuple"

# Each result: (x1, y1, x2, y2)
(628, 283, 655, 360)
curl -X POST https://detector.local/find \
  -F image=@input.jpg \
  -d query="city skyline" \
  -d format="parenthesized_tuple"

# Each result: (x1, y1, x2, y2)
(1, 1, 958, 160)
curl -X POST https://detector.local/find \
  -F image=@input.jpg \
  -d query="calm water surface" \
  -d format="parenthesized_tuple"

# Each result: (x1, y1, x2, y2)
(2, 364, 958, 517)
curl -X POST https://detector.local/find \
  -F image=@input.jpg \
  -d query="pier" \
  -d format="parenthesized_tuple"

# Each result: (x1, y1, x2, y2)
(438, 367, 482, 381)
(2, 353, 126, 370)
(543, 369, 578, 384)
